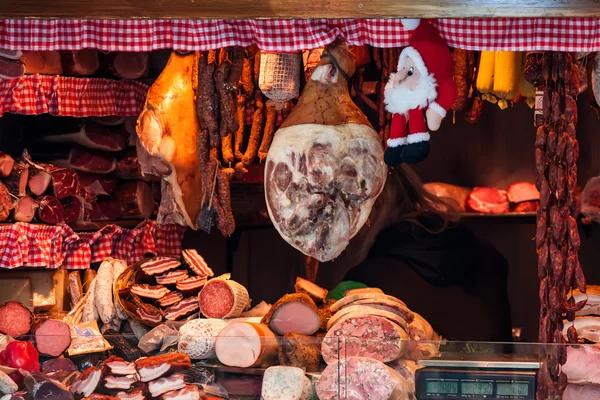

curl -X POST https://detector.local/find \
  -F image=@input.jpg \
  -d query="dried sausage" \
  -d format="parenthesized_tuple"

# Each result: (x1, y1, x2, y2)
(242, 95, 265, 166)
(258, 100, 278, 162)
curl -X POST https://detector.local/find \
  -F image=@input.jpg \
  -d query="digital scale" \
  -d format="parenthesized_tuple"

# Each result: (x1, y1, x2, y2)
(415, 353, 540, 400)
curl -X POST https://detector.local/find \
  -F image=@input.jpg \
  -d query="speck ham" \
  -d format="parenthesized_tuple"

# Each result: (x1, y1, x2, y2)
(215, 322, 278, 368)
(0, 57, 25, 79)
(161, 385, 200, 400)
(41, 121, 127, 152)
(261, 293, 321, 336)
(163, 297, 199, 321)
(199, 278, 249, 319)
(46, 167, 79, 199)
(61, 196, 85, 224)
(34, 319, 71, 357)
(0, 301, 32, 337)
(70, 367, 103, 398)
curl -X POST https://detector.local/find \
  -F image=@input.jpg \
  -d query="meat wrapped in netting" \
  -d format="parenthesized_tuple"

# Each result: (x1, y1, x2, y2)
(259, 52, 301, 103)
(178, 319, 228, 359)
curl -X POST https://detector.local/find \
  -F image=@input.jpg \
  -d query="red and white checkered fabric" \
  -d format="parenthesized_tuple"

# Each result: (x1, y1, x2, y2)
(0, 220, 186, 270)
(1, 18, 600, 52)
(0, 75, 149, 117)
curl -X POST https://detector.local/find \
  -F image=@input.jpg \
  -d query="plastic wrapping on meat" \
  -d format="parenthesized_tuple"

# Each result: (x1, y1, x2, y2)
(137, 322, 182, 353)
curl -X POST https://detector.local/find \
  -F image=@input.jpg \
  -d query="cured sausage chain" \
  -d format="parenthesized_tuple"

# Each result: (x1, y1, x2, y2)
(536, 51, 586, 400)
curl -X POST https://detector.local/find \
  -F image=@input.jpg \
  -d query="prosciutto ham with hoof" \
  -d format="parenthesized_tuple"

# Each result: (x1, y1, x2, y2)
(265, 41, 386, 262)
(136, 51, 203, 228)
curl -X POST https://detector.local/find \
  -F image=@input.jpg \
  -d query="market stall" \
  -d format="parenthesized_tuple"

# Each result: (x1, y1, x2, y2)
(0, 7, 599, 400)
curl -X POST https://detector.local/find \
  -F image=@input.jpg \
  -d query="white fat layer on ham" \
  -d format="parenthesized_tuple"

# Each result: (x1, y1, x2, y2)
(562, 345, 600, 385)
(117, 390, 146, 400)
(269, 302, 321, 336)
(138, 363, 172, 382)
(148, 373, 186, 397)
(563, 316, 600, 343)
(266, 123, 386, 262)
(161, 385, 201, 400)
(563, 383, 600, 400)
(71, 368, 102, 397)
(106, 361, 137, 375)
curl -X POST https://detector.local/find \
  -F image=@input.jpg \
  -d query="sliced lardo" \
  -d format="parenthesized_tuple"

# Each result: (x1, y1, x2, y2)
(345, 287, 384, 296)
(562, 316, 600, 343)
(329, 292, 407, 313)
(199, 278, 249, 319)
(215, 322, 278, 368)
(34, 319, 71, 357)
(178, 319, 228, 360)
(322, 315, 409, 364)
(316, 357, 412, 400)
(134, 353, 191, 383)
(140, 257, 182, 276)
(261, 293, 321, 336)
(327, 304, 409, 331)
(176, 276, 207, 293)
(104, 375, 136, 390)
(261, 366, 315, 400)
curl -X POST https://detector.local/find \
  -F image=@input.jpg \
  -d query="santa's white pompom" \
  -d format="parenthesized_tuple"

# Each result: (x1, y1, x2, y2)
(401, 19, 421, 30)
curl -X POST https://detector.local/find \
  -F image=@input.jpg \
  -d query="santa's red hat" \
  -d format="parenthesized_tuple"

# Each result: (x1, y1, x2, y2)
(397, 19, 455, 117)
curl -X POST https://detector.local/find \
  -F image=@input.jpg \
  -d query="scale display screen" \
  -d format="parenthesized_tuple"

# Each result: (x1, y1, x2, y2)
(497, 382, 529, 396)
(461, 381, 493, 395)
(426, 381, 458, 394)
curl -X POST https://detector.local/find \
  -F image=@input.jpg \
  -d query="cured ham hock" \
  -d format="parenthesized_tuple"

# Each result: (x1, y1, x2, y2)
(136, 51, 203, 228)
(265, 42, 386, 262)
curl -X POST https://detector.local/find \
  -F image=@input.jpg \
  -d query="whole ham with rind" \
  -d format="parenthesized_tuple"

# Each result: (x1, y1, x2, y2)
(265, 42, 386, 262)
(136, 51, 203, 228)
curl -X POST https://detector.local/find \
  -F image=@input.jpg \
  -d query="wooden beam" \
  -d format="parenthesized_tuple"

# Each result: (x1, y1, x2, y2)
(1, 0, 600, 19)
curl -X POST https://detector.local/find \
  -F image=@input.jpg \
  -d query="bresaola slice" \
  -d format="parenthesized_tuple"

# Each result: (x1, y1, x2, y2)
(161, 385, 201, 400)
(158, 291, 184, 308)
(199, 279, 249, 319)
(70, 367, 103, 397)
(182, 249, 214, 277)
(164, 297, 199, 321)
(175, 276, 207, 293)
(131, 284, 170, 300)
(140, 257, 182, 276)
(156, 270, 189, 285)
(261, 293, 321, 336)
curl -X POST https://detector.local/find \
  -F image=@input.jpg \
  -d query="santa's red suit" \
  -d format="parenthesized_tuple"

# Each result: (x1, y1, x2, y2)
(384, 19, 457, 165)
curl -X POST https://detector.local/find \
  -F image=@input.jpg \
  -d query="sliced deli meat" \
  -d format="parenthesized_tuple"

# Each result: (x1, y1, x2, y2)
(135, 353, 191, 383)
(316, 357, 412, 400)
(322, 314, 409, 363)
(265, 42, 386, 262)
(104, 375, 136, 390)
(562, 316, 600, 343)
(563, 384, 600, 400)
(507, 182, 540, 203)
(261, 293, 321, 336)
(199, 278, 249, 319)
(34, 319, 71, 357)
(261, 366, 315, 400)
(182, 249, 214, 277)
(215, 322, 278, 368)
(178, 319, 228, 360)
(466, 187, 509, 213)
(104, 358, 136, 376)
(156, 270, 189, 285)
(163, 297, 199, 321)
(87, 197, 123, 221)
(562, 345, 600, 385)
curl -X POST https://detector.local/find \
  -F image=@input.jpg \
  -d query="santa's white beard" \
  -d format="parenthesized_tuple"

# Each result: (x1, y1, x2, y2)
(384, 72, 438, 115)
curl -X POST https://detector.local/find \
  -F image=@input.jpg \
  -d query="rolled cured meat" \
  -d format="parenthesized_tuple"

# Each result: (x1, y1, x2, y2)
(215, 322, 278, 368)
(322, 314, 409, 364)
(178, 319, 228, 359)
(198, 278, 249, 319)
(316, 357, 412, 400)
(330, 292, 407, 313)
(261, 293, 321, 336)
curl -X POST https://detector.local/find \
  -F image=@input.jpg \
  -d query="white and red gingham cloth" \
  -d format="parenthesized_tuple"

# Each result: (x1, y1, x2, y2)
(1, 18, 600, 53)
(0, 75, 148, 117)
(0, 220, 186, 270)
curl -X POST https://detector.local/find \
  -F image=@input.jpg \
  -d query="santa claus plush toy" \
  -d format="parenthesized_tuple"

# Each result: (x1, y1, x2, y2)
(384, 19, 457, 166)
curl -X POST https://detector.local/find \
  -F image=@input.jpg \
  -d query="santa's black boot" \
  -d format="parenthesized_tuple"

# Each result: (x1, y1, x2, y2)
(401, 141, 430, 164)
(384, 145, 405, 166)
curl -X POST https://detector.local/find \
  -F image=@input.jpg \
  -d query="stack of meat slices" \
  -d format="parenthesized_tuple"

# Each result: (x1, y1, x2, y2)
(316, 288, 439, 400)
(128, 250, 215, 324)
(562, 285, 600, 399)
(71, 353, 198, 400)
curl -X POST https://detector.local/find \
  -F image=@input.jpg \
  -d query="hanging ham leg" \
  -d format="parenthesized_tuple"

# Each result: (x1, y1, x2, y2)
(136, 51, 203, 228)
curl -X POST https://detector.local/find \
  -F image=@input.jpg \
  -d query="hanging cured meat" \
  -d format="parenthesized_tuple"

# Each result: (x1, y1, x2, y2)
(136, 51, 203, 228)
(265, 41, 386, 262)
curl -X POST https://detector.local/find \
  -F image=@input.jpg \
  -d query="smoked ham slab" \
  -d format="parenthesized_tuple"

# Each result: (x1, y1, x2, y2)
(136, 51, 203, 228)
(265, 42, 386, 261)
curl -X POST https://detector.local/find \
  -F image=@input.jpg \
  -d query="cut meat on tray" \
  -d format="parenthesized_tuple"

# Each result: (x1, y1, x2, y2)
(507, 182, 540, 203)
(156, 270, 189, 285)
(175, 276, 207, 293)
(423, 182, 471, 212)
(261, 293, 321, 336)
(70, 367, 103, 397)
(466, 187, 509, 213)
(49, 146, 116, 174)
(134, 352, 191, 383)
(158, 291, 184, 308)
(115, 181, 155, 219)
(40, 121, 127, 152)
(199, 278, 249, 319)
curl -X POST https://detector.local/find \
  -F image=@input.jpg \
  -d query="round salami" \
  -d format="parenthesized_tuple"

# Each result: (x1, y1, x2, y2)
(198, 279, 249, 319)
(0, 301, 32, 338)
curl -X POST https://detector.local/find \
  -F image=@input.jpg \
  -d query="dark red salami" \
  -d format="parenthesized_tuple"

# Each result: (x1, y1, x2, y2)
(198, 279, 249, 319)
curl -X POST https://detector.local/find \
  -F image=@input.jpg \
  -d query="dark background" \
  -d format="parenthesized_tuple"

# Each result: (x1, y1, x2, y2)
(183, 92, 600, 343)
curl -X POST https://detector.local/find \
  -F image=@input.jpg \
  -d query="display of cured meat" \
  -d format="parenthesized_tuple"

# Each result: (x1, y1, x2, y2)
(536, 52, 585, 399)
(13, 195, 35, 222)
(265, 41, 386, 262)
(261, 293, 321, 336)
(570, 286, 600, 316)
(261, 366, 315, 400)
(466, 187, 509, 213)
(78, 173, 116, 196)
(35, 196, 64, 224)
(163, 297, 199, 320)
(102, 52, 149, 80)
(182, 249, 214, 277)
(175, 276, 207, 293)
(215, 322, 278, 368)
(61, 49, 100, 76)
(158, 291, 184, 308)
(278, 332, 321, 372)
(0, 153, 15, 178)
(33, 319, 71, 357)
(563, 383, 600, 400)
(316, 357, 412, 400)
(563, 316, 600, 343)
(27, 168, 51, 196)
(48, 146, 117, 174)
(136, 51, 203, 228)
(0, 57, 25, 79)
(0, 301, 32, 338)
(507, 182, 540, 203)
(326, 304, 410, 331)
(199, 278, 249, 319)
(46, 167, 79, 199)
(423, 182, 471, 212)
(21, 51, 63, 75)
(70, 367, 103, 397)
(61, 196, 84, 224)
(116, 148, 143, 180)
(178, 318, 228, 360)
(131, 284, 170, 299)
(40, 121, 127, 152)
(135, 353, 191, 383)
(87, 197, 124, 221)
(115, 181, 155, 219)
(148, 373, 186, 398)
(155, 270, 189, 285)
(140, 257, 182, 276)
(562, 345, 600, 385)
(3, 161, 28, 197)
(329, 292, 408, 313)
(294, 277, 328, 303)
(104, 357, 136, 376)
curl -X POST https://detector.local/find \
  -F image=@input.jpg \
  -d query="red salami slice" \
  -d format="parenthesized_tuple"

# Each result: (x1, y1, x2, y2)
(198, 279, 249, 319)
